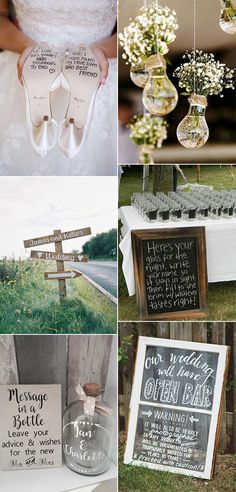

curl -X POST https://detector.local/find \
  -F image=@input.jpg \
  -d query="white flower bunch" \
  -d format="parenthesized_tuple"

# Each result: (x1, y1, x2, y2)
(173, 50, 235, 97)
(129, 114, 168, 147)
(221, 0, 236, 18)
(119, 4, 178, 67)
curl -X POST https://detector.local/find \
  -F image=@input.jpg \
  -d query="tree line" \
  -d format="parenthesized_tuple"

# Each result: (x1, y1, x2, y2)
(76, 229, 117, 260)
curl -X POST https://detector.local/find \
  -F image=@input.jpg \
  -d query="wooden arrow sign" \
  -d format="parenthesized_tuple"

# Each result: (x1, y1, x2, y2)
(24, 226, 91, 304)
(44, 271, 82, 280)
(30, 251, 88, 262)
(24, 227, 91, 248)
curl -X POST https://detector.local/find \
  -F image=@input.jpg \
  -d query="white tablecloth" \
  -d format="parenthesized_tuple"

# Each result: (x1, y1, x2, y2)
(119, 206, 236, 296)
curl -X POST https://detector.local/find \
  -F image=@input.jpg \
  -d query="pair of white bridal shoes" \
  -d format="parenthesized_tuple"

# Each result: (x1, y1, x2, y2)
(22, 43, 101, 158)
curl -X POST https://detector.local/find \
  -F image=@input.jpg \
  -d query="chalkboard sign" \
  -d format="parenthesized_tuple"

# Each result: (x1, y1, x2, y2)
(0, 384, 62, 471)
(124, 337, 230, 480)
(132, 227, 208, 320)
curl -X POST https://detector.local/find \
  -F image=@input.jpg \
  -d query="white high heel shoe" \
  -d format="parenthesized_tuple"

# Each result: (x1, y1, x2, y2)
(22, 43, 62, 158)
(58, 45, 101, 159)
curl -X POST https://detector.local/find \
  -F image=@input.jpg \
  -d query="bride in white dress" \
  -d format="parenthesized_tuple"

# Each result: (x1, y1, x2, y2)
(0, 0, 117, 176)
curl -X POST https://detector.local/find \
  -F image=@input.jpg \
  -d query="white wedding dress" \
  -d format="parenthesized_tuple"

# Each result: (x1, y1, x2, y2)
(0, 0, 117, 176)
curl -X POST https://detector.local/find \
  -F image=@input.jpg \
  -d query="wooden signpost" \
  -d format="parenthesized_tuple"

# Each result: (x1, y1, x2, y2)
(124, 337, 230, 480)
(24, 227, 91, 303)
(132, 227, 208, 320)
(0, 384, 62, 471)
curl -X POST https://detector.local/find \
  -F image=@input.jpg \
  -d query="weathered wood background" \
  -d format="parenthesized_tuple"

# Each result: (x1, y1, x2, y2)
(119, 322, 236, 453)
(0, 334, 117, 461)
(0, 335, 116, 410)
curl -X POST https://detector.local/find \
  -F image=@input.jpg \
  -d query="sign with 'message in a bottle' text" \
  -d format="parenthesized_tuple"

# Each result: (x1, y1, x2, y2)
(124, 337, 230, 480)
(0, 385, 62, 471)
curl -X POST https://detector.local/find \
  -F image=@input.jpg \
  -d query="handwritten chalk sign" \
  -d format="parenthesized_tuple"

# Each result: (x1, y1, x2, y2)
(132, 227, 208, 320)
(0, 385, 62, 471)
(124, 337, 230, 480)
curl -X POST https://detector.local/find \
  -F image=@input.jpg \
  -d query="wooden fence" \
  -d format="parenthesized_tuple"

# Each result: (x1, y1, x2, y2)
(119, 322, 236, 453)
(0, 334, 116, 410)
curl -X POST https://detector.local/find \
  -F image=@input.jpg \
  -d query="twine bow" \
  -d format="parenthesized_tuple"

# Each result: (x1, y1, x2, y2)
(145, 53, 166, 70)
(75, 384, 113, 417)
(189, 94, 208, 108)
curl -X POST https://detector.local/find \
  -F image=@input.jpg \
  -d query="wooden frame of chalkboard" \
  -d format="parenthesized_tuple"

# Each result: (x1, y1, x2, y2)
(124, 337, 230, 480)
(132, 227, 208, 320)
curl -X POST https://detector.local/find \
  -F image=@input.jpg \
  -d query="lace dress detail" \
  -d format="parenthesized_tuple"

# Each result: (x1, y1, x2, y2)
(0, 0, 117, 176)
(12, 0, 117, 47)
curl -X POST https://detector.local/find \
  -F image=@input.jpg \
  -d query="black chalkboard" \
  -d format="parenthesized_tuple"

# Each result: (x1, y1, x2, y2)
(132, 227, 208, 320)
(143, 236, 199, 314)
(141, 345, 218, 411)
(134, 345, 218, 472)
(124, 337, 230, 480)
(133, 404, 211, 473)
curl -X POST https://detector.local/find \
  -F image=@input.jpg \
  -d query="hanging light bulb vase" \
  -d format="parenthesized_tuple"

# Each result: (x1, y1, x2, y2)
(174, 50, 235, 148)
(142, 54, 179, 116)
(138, 144, 155, 164)
(130, 64, 149, 88)
(219, 0, 236, 34)
(177, 94, 209, 149)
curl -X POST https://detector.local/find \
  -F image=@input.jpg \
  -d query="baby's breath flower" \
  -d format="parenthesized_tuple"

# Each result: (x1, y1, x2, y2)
(119, 4, 178, 67)
(173, 50, 235, 97)
(129, 114, 168, 147)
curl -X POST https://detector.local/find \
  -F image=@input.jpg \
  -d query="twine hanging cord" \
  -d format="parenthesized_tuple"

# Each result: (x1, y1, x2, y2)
(155, 0, 159, 57)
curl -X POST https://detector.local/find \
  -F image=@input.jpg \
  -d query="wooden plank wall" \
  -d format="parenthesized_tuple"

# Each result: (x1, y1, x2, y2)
(67, 335, 113, 404)
(0, 335, 114, 410)
(0, 335, 18, 385)
(119, 322, 236, 453)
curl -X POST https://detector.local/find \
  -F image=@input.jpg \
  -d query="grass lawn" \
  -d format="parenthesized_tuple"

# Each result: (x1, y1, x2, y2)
(0, 259, 116, 334)
(119, 165, 236, 321)
(119, 432, 236, 492)
(119, 455, 236, 492)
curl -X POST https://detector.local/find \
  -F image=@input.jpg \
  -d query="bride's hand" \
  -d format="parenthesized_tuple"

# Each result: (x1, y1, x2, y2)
(90, 44, 109, 86)
(17, 44, 37, 84)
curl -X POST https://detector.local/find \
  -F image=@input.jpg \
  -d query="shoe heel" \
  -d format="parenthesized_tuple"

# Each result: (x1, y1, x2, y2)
(58, 118, 83, 159)
(31, 115, 57, 158)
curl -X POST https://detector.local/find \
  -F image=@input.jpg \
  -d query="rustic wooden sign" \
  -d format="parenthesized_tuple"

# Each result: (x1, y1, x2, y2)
(0, 384, 62, 471)
(44, 271, 82, 280)
(132, 227, 208, 321)
(23, 228, 91, 248)
(24, 226, 91, 302)
(30, 251, 88, 262)
(124, 337, 230, 480)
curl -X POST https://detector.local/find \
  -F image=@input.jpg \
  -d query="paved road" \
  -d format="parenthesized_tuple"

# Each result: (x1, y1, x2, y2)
(69, 260, 117, 298)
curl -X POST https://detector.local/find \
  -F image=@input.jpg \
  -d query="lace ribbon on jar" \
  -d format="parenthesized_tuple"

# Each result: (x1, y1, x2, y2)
(75, 384, 113, 417)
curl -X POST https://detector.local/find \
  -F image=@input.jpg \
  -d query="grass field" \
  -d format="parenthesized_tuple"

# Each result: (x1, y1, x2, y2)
(119, 455, 236, 492)
(0, 259, 116, 334)
(119, 165, 236, 321)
